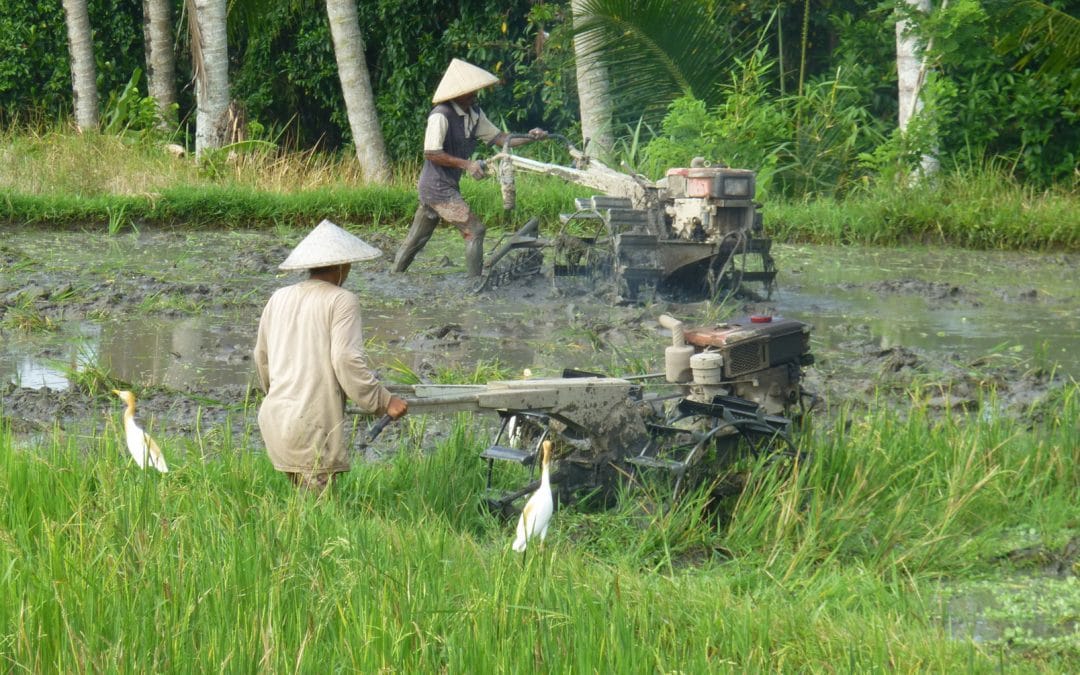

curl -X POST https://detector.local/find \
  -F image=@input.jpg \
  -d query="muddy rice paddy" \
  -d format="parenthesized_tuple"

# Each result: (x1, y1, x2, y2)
(0, 225, 1076, 440)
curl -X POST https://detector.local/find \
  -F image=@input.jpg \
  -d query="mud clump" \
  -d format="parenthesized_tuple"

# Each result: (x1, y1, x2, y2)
(860, 279, 981, 308)
(1, 384, 103, 433)
(805, 336, 1068, 423)
(2, 225, 1076, 443)
(999, 536, 1080, 577)
(872, 345, 923, 373)
(0, 382, 251, 437)
(250, 245, 294, 273)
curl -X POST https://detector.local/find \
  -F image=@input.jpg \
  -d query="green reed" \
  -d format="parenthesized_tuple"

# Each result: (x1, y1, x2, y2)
(7, 128, 1073, 251)
(0, 387, 1075, 671)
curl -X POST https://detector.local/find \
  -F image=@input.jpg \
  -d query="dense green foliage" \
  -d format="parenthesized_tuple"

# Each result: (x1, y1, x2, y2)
(914, 0, 1079, 185)
(2, 1, 1076, 189)
(230, 0, 576, 156)
(0, 0, 570, 157)
(0, 0, 145, 123)
(632, 0, 1080, 191)
(1, 382, 1077, 670)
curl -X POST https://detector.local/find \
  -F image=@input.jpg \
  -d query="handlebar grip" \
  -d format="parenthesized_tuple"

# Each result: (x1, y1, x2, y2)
(658, 314, 683, 330)
(658, 314, 686, 347)
(366, 414, 394, 443)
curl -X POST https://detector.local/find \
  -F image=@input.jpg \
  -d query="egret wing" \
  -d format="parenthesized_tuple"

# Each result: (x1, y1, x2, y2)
(512, 499, 537, 552)
(145, 433, 169, 473)
(124, 419, 148, 468)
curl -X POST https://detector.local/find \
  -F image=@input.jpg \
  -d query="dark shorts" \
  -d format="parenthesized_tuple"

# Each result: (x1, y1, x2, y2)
(420, 199, 485, 239)
(427, 198, 473, 225)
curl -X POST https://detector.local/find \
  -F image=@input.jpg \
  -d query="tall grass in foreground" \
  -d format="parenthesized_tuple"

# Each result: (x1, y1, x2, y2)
(2, 383, 1076, 671)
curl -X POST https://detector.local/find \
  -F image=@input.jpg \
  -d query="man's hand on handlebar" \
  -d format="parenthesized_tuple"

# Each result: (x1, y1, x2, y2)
(386, 395, 408, 419)
(465, 159, 487, 180)
(528, 128, 548, 141)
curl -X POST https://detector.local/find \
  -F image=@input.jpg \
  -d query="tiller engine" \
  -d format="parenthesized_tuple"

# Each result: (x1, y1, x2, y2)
(477, 136, 778, 304)
(379, 314, 815, 515)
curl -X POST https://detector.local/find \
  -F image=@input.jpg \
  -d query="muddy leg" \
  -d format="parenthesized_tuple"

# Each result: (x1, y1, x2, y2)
(393, 205, 440, 273)
(462, 214, 487, 278)
(287, 471, 336, 495)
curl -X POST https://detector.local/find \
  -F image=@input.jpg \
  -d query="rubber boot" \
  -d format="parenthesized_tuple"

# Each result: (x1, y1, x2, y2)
(393, 206, 440, 273)
(464, 227, 486, 278)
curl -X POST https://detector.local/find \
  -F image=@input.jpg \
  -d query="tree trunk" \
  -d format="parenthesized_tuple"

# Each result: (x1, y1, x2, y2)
(192, 0, 230, 158)
(143, 0, 177, 127)
(62, 0, 99, 131)
(325, 0, 390, 184)
(571, 0, 614, 160)
(896, 0, 939, 175)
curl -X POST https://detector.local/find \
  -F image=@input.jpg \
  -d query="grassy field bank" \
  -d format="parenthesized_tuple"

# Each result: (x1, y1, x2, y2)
(2, 130, 1077, 250)
(1, 383, 1077, 671)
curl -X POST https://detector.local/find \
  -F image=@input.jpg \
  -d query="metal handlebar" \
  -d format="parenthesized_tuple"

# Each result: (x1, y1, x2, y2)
(495, 133, 577, 211)
(499, 132, 574, 153)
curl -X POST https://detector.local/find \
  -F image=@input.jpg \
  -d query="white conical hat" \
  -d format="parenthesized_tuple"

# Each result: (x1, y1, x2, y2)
(432, 58, 499, 103)
(279, 220, 382, 270)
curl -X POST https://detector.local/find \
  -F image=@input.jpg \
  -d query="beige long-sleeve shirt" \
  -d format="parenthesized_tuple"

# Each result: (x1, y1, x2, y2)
(253, 279, 392, 474)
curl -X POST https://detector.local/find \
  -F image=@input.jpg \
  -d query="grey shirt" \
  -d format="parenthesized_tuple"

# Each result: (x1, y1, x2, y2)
(418, 101, 500, 205)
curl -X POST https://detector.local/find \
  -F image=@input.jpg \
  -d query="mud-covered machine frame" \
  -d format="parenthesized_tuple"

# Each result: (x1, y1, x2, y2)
(373, 314, 815, 514)
(476, 135, 778, 303)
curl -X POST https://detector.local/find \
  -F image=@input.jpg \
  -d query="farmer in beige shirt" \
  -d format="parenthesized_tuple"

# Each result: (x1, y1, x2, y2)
(254, 220, 408, 492)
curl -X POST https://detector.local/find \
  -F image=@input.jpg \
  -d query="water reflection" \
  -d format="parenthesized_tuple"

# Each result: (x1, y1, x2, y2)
(11, 356, 69, 390)
(773, 246, 1079, 374)
(2, 244, 1077, 391)
(2, 311, 538, 392)
(2, 318, 256, 391)
(97, 317, 255, 390)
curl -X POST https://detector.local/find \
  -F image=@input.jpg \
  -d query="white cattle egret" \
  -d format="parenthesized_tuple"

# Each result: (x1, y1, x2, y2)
(512, 440, 553, 552)
(112, 389, 169, 473)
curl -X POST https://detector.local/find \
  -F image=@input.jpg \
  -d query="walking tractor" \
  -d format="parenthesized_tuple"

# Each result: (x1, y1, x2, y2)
(476, 135, 779, 303)
(377, 314, 815, 516)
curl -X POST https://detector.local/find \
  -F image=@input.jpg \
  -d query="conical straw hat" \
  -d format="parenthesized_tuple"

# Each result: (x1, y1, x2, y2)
(432, 59, 499, 104)
(279, 220, 382, 270)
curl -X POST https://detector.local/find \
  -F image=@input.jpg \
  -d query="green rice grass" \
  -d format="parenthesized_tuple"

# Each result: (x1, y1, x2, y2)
(766, 168, 1080, 251)
(1, 383, 1076, 671)
(2, 129, 1076, 250)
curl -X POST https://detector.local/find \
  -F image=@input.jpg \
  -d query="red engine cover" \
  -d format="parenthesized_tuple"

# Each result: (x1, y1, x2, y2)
(683, 316, 807, 348)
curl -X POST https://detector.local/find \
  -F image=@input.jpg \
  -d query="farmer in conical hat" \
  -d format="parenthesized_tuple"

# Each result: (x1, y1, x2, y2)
(254, 220, 408, 493)
(393, 58, 548, 277)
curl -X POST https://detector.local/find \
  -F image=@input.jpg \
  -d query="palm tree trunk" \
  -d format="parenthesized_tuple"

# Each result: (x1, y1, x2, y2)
(192, 0, 229, 158)
(325, 0, 390, 184)
(62, 0, 99, 131)
(143, 0, 177, 127)
(896, 0, 939, 175)
(571, 0, 614, 160)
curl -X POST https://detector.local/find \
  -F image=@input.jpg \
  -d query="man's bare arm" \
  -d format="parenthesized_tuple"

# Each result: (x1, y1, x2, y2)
(426, 149, 486, 179)
(491, 128, 548, 148)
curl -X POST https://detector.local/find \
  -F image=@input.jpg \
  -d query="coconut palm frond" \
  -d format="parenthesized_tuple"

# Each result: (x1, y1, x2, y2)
(185, 0, 207, 94)
(225, 0, 318, 43)
(572, 0, 753, 118)
(999, 0, 1080, 75)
